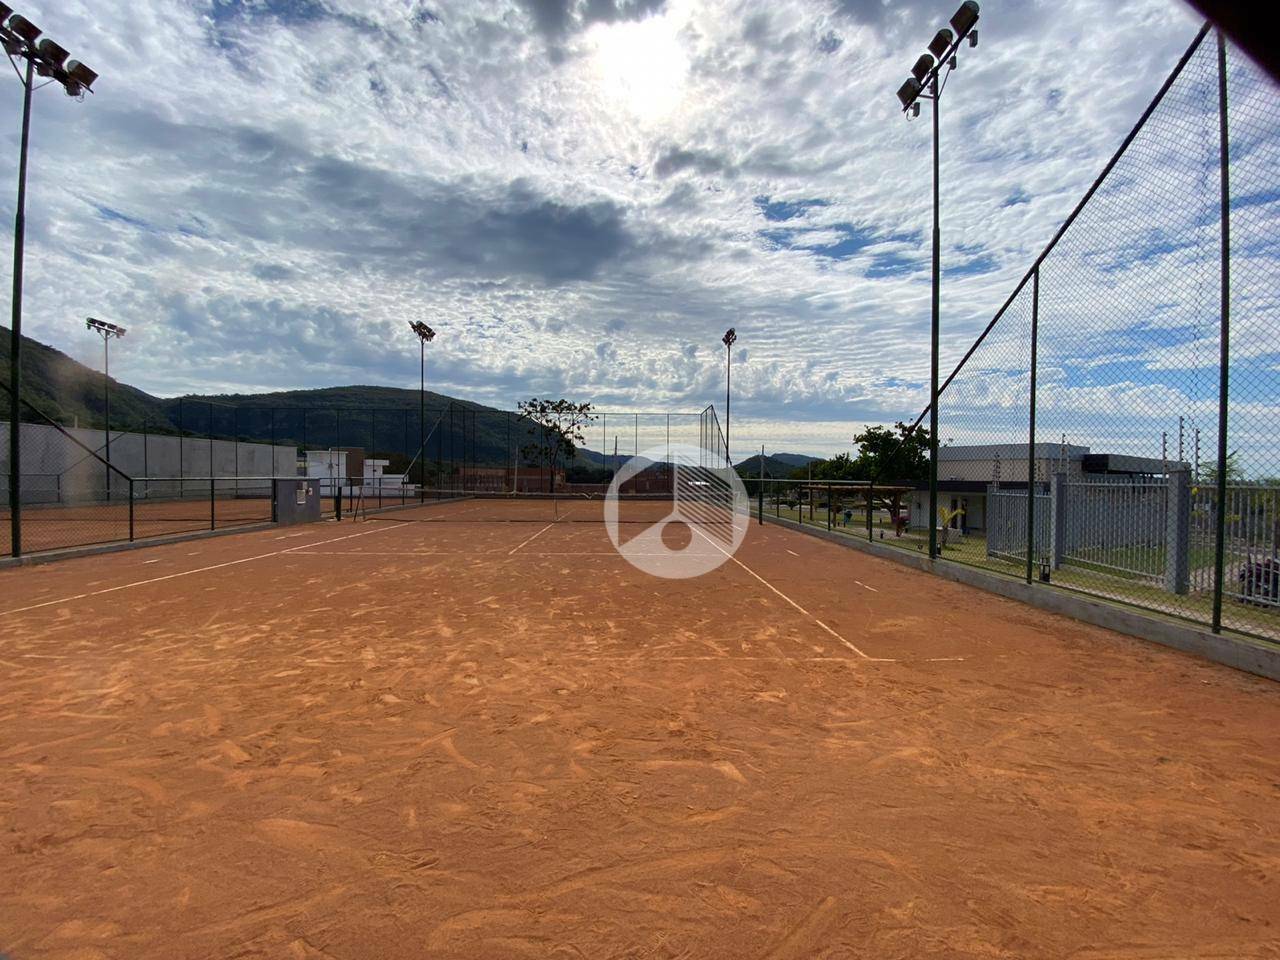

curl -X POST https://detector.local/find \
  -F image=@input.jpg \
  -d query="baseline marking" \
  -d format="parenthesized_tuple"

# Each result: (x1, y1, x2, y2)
(0, 524, 398, 620)
(693, 528, 882, 661)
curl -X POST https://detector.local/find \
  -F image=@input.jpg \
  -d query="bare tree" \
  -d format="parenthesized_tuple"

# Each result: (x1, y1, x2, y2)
(517, 398, 594, 494)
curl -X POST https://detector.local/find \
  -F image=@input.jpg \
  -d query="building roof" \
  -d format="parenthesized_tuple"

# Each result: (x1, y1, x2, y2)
(938, 443, 1089, 461)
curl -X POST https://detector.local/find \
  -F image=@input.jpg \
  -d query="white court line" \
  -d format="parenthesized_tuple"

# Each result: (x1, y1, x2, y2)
(786, 549, 799, 557)
(589, 655, 965, 663)
(853, 580, 879, 593)
(692, 528, 882, 661)
(292, 550, 723, 558)
(507, 522, 556, 556)
(0, 524, 398, 620)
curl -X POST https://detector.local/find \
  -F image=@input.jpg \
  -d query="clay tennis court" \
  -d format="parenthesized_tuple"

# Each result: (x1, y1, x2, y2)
(2, 504, 1279, 958)
(0, 494, 279, 556)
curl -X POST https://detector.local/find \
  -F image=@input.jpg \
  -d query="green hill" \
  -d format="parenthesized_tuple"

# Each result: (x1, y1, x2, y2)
(0, 325, 166, 430)
(734, 454, 811, 480)
(1, 327, 605, 470)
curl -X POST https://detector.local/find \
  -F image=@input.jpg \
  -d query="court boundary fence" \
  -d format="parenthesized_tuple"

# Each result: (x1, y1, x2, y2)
(859, 25, 1280, 645)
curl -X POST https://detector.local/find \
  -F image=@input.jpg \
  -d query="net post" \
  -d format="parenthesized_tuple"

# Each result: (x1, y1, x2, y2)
(209, 475, 215, 531)
(827, 483, 832, 531)
(1211, 28, 1231, 634)
(336, 483, 343, 521)
(271, 478, 278, 524)
(1026, 265, 1040, 585)
(128, 478, 135, 542)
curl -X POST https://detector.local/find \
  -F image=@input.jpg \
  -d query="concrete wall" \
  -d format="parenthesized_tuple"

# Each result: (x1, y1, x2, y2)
(1, 421, 297, 503)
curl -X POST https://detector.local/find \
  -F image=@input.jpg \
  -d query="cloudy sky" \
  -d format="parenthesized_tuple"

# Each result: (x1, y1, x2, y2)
(0, 0, 1251, 460)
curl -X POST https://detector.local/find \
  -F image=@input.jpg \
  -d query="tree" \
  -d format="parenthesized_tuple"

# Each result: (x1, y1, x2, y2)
(517, 398, 595, 494)
(852, 422, 930, 483)
(1197, 451, 1243, 488)
(811, 452, 861, 482)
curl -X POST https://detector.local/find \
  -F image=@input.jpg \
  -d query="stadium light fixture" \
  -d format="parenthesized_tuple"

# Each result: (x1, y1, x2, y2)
(928, 29, 954, 59)
(892, 0, 981, 561)
(86, 318, 126, 495)
(407, 321, 437, 497)
(722, 328, 737, 468)
(3, 5, 98, 557)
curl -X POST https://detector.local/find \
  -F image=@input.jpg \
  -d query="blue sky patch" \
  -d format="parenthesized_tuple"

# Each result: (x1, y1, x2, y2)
(753, 195, 829, 222)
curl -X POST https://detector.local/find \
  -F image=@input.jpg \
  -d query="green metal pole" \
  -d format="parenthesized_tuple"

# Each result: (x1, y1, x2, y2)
(927, 69, 941, 561)
(1212, 30, 1231, 633)
(6, 56, 34, 558)
(1026, 266, 1040, 584)
(758, 444, 764, 524)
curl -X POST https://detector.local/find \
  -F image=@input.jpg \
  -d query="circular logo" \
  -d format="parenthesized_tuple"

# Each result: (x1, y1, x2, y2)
(604, 442, 751, 579)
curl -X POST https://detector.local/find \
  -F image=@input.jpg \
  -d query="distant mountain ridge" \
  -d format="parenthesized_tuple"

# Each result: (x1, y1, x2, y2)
(771, 452, 820, 467)
(1, 327, 677, 472)
(734, 453, 818, 479)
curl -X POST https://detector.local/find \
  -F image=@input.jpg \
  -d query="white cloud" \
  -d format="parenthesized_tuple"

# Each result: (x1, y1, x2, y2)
(6, 0, 1273, 471)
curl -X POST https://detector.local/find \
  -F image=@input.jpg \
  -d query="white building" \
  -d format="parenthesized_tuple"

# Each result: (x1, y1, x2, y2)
(303, 450, 411, 499)
(909, 443, 1188, 534)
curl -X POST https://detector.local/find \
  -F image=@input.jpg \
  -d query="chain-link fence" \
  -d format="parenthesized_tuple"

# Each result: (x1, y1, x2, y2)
(2, 390, 719, 558)
(854, 27, 1280, 644)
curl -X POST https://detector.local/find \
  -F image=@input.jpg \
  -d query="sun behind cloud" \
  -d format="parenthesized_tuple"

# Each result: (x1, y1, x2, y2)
(589, 9, 690, 126)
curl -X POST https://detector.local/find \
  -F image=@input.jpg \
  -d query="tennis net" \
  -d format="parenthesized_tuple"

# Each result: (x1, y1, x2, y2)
(355, 491, 681, 524)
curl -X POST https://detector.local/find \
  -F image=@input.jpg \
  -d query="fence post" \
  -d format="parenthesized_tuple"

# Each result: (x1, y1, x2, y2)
(179, 397, 185, 502)
(1165, 469, 1191, 595)
(1212, 29, 1231, 634)
(1026, 266, 1040, 583)
(1049, 472, 1066, 571)
(757, 445, 764, 525)
(827, 483, 832, 531)
(209, 476, 216, 531)
(866, 479, 874, 540)
(128, 477, 135, 542)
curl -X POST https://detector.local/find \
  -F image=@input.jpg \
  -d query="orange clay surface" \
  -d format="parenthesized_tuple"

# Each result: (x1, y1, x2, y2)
(0, 497, 280, 555)
(1, 508, 1278, 959)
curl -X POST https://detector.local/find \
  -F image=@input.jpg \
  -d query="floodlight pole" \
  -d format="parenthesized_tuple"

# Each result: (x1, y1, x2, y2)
(6, 53, 32, 556)
(722, 327, 737, 468)
(101, 327, 111, 492)
(894, 3, 979, 559)
(3, 6, 99, 556)
(419, 335, 425, 500)
(928, 68, 941, 561)
(408, 320, 435, 502)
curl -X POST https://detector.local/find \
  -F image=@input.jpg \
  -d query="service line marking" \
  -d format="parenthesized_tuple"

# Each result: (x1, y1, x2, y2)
(508, 522, 556, 556)
(692, 529, 883, 661)
(0, 524, 398, 620)
(853, 580, 879, 593)
(786, 549, 799, 557)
